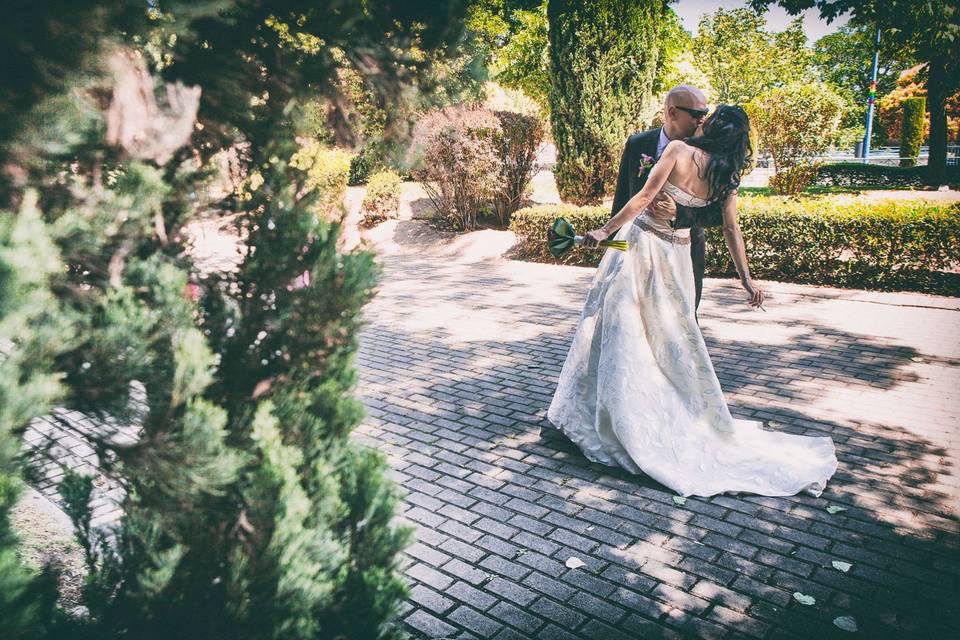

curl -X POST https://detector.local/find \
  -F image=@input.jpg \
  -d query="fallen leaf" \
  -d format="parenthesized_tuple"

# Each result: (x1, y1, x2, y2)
(826, 505, 847, 515)
(833, 615, 858, 632)
(832, 561, 852, 572)
(565, 557, 585, 570)
(672, 496, 686, 506)
(792, 592, 816, 606)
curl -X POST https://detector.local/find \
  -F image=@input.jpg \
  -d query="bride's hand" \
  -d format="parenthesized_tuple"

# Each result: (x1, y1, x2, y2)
(742, 278, 765, 309)
(583, 228, 610, 247)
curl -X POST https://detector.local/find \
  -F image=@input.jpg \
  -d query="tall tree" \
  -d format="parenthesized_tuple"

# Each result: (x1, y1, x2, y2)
(692, 8, 814, 105)
(749, 0, 960, 184)
(813, 23, 917, 131)
(547, 0, 667, 204)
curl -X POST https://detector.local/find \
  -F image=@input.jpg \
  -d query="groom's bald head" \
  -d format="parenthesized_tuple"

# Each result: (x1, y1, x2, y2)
(665, 85, 707, 110)
(663, 85, 708, 139)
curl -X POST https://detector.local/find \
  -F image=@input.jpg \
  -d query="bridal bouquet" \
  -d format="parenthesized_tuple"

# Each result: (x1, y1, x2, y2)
(547, 217, 627, 259)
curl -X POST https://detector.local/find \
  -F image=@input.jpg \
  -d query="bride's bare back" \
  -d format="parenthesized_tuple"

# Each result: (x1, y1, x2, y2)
(662, 142, 713, 202)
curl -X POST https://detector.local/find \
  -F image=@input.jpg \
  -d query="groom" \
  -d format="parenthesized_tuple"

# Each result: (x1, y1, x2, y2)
(611, 85, 724, 309)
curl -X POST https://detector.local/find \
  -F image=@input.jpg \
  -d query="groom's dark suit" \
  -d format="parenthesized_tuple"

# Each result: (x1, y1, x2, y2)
(611, 128, 724, 309)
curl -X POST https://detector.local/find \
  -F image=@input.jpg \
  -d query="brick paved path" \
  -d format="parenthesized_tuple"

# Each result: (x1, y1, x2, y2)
(354, 255, 959, 640)
(26, 252, 959, 639)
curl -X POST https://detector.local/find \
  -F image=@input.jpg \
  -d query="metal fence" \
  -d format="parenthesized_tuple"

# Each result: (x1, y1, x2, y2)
(755, 145, 960, 169)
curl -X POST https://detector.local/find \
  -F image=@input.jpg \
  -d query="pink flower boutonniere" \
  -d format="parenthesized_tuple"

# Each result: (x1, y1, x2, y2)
(638, 153, 654, 177)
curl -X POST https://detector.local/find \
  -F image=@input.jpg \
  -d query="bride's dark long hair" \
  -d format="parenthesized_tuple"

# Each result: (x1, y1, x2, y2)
(684, 105, 753, 204)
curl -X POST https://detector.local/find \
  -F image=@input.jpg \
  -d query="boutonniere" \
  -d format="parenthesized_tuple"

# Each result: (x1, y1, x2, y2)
(638, 153, 654, 177)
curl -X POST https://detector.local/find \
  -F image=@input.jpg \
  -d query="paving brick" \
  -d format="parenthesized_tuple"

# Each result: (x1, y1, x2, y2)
(484, 577, 539, 607)
(731, 574, 792, 608)
(408, 563, 456, 591)
(522, 571, 579, 601)
(443, 558, 490, 586)
(567, 591, 627, 625)
(405, 609, 458, 638)
(529, 597, 587, 630)
(410, 584, 456, 615)
(479, 554, 531, 581)
(448, 605, 503, 638)
(447, 581, 498, 611)
(440, 537, 486, 563)
(489, 601, 544, 633)
(535, 624, 581, 640)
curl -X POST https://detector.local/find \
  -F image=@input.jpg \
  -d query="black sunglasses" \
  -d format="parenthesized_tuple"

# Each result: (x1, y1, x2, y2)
(675, 106, 709, 120)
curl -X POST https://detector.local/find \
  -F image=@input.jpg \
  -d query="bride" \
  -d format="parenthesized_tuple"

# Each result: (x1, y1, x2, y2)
(547, 105, 837, 498)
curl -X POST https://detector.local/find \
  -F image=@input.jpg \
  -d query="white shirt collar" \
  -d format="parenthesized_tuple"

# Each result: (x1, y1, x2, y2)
(656, 128, 671, 160)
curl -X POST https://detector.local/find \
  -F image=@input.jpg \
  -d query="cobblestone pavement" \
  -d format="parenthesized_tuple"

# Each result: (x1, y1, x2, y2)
(27, 252, 959, 639)
(354, 255, 959, 640)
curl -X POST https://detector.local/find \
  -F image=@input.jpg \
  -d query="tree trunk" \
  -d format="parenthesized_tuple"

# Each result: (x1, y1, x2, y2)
(926, 55, 948, 185)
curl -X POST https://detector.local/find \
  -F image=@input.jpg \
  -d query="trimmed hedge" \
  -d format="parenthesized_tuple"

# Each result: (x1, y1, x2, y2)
(510, 203, 608, 266)
(811, 162, 960, 188)
(510, 197, 960, 293)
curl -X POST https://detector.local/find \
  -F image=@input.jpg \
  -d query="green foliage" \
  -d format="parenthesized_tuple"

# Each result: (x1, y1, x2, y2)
(348, 151, 374, 186)
(813, 23, 917, 130)
(490, 1, 551, 116)
(289, 144, 352, 221)
(692, 8, 814, 105)
(749, 0, 960, 184)
(746, 82, 845, 174)
(2, 1, 475, 638)
(509, 203, 607, 265)
(548, 0, 666, 205)
(361, 171, 403, 226)
(492, 111, 544, 225)
(900, 97, 926, 167)
(768, 162, 824, 196)
(0, 192, 72, 638)
(510, 198, 960, 293)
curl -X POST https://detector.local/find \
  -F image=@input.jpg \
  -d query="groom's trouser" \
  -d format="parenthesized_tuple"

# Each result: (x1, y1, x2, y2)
(691, 228, 706, 310)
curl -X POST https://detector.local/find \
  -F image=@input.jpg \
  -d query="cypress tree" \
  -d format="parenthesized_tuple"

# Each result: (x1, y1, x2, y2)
(899, 96, 926, 168)
(547, 0, 666, 204)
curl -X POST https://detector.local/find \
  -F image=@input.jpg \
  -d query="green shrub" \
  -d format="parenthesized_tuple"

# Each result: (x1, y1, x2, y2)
(511, 198, 960, 293)
(290, 142, 351, 221)
(492, 110, 544, 226)
(900, 97, 926, 167)
(348, 149, 373, 185)
(510, 203, 607, 265)
(768, 162, 822, 196)
(360, 170, 402, 226)
(746, 82, 845, 172)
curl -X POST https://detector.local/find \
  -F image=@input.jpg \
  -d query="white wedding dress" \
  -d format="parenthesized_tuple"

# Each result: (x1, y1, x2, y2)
(547, 182, 837, 497)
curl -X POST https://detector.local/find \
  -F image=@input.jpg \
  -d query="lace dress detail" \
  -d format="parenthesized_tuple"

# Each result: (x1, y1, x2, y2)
(547, 182, 837, 497)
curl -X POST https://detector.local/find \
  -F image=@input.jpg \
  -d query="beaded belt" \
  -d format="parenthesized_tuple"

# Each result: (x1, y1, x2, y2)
(633, 217, 691, 245)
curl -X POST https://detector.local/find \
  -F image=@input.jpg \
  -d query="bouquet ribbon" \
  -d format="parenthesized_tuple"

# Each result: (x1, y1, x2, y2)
(547, 217, 628, 259)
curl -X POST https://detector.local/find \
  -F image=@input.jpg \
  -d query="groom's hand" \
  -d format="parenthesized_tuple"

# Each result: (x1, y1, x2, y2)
(648, 193, 676, 223)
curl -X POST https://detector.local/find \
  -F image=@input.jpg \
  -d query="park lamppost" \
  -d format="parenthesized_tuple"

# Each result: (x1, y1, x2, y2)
(862, 25, 881, 162)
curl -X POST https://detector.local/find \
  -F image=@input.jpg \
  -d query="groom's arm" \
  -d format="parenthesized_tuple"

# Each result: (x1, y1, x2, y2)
(670, 200, 724, 230)
(610, 140, 631, 216)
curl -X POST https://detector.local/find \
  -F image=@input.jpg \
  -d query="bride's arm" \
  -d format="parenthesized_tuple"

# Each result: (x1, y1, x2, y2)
(584, 141, 682, 245)
(720, 191, 765, 308)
